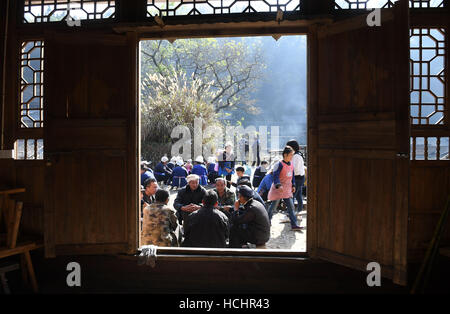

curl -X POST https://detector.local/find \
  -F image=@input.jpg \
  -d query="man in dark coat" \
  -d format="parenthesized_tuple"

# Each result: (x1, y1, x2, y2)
(173, 174, 207, 226)
(229, 185, 271, 248)
(182, 190, 230, 248)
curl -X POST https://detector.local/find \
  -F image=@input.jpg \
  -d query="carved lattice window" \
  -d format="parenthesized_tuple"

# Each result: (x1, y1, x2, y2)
(410, 28, 446, 125)
(411, 136, 449, 160)
(334, 0, 444, 9)
(20, 41, 44, 128)
(147, 0, 301, 17)
(23, 0, 115, 23)
(14, 139, 44, 160)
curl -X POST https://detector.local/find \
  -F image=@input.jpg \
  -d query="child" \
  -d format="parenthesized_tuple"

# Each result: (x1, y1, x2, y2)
(266, 146, 302, 231)
(228, 166, 252, 189)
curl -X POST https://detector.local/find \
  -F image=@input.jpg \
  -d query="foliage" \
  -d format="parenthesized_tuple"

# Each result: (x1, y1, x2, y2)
(140, 38, 266, 114)
(140, 70, 221, 163)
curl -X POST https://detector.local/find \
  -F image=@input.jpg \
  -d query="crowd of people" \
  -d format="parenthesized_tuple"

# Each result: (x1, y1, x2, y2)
(139, 139, 307, 249)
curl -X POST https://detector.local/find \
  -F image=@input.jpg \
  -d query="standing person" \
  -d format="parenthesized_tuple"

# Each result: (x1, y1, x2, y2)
(266, 146, 302, 231)
(228, 185, 270, 248)
(218, 142, 236, 188)
(286, 139, 305, 214)
(207, 156, 218, 184)
(251, 133, 261, 167)
(182, 190, 230, 248)
(171, 158, 188, 189)
(191, 156, 208, 186)
(252, 160, 269, 188)
(154, 156, 172, 186)
(141, 189, 179, 247)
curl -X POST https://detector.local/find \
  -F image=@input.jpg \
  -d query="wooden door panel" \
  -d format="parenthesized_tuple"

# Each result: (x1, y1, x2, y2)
(44, 33, 136, 256)
(308, 0, 410, 285)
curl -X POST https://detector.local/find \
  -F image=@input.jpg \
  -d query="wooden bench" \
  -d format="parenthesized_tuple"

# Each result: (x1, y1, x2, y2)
(0, 188, 42, 293)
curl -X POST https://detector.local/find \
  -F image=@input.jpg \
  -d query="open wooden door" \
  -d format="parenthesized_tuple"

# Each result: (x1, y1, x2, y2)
(43, 32, 139, 257)
(307, 0, 410, 285)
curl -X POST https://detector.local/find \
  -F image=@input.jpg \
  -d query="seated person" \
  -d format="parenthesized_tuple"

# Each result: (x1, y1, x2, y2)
(228, 185, 271, 248)
(140, 161, 155, 186)
(213, 177, 236, 217)
(141, 189, 178, 247)
(227, 166, 252, 189)
(171, 158, 189, 189)
(207, 157, 219, 184)
(154, 156, 172, 185)
(173, 174, 207, 227)
(142, 178, 158, 206)
(252, 161, 269, 188)
(182, 190, 230, 248)
(191, 156, 208, 186)
(237, 179, 265, 207)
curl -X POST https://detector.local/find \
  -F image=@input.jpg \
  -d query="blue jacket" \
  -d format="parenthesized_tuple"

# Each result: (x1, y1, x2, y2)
(172, 166, 188, 188)
(141, 170, 155, 186)
(154, 162, 172, 181)
(257, 173, 273, 202)
(191, 164, 208, 185)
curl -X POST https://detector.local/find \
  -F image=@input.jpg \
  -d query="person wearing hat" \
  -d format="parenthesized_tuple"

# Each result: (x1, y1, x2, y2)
(182, 190, 230, 248)
(191, 155, 208, 186)
(218, 142, 236, 188)
(171, 158, 188, 189)
(228, 185, 270, 248)
(140, 161, 155, 186)
(154, 156, 173, 186)
(173, 174, 207, 227)
(167, 156, 177, 171)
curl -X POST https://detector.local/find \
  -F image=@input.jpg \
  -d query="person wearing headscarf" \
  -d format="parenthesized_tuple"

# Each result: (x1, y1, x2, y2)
(171, 158, 188, 189)
(154, 156, 173, 185)
(191, 156, 208, 186)
(173, 174, 207, 226)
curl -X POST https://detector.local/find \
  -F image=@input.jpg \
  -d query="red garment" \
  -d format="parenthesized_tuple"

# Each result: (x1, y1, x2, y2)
(268, 161, 294, 201)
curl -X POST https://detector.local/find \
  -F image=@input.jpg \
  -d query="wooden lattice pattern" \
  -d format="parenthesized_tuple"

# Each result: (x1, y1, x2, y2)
(411, 137, 449, 160)
(410, 28, 446, 125)
(334, 0, 444, 9)
(14, 139, 44, 160)
(147, 0, 301, 17)
(20, 41, 44, 128)
(23, 0, 115, 23)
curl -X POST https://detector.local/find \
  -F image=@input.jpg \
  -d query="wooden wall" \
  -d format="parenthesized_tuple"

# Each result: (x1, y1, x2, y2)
(409, 162, 450, 262)
(0, 0, 448, 287)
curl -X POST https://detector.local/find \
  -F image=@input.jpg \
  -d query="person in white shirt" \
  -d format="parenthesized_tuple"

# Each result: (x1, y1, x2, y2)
(286, 139, 305, 213)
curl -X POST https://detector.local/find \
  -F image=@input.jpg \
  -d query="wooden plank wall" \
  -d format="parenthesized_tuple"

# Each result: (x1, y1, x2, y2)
(408, 162, 450, 262)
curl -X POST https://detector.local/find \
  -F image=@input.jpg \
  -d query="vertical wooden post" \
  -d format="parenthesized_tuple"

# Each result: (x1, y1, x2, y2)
(306, 24, 319, 256)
